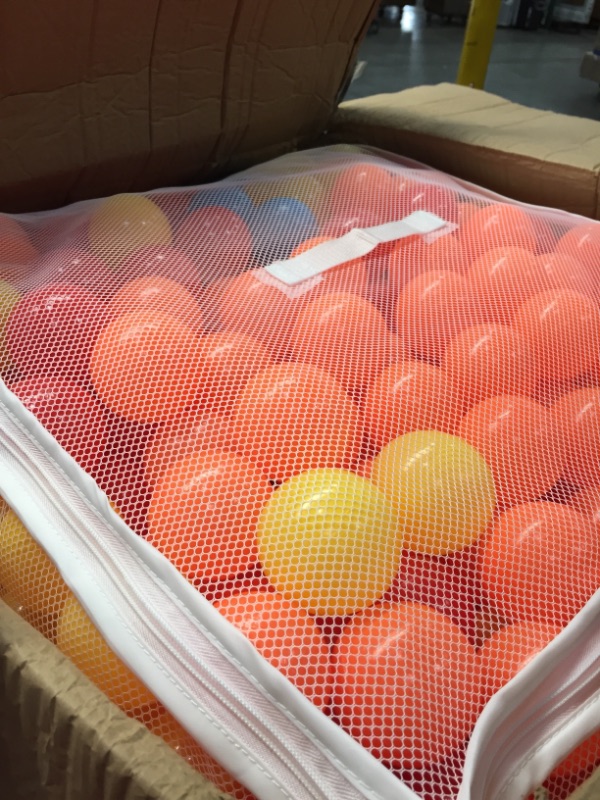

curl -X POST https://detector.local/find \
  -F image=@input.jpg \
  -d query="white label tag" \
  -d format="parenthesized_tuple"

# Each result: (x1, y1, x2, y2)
(254, 269, 325, 299)
(423, 221, 458, 244)
(263, 211, 449, 287)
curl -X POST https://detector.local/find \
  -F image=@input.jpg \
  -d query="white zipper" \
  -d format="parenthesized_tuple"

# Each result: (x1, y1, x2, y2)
(461, 585, 600, 800)
(495, 658, 600, 799)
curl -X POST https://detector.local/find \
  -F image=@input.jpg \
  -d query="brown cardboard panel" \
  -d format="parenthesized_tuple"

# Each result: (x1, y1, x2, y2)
(0, 600, 233, 800)
(330, 84, 600, 219)
(569, 767, 600, 800)
(0, 0, 378, 213)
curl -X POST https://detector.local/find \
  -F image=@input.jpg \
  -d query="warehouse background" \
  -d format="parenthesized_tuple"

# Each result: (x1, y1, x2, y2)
(348, 0, 600, 119)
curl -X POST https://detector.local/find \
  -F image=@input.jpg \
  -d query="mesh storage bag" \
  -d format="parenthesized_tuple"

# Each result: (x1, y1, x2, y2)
(1, 145, 600, 800)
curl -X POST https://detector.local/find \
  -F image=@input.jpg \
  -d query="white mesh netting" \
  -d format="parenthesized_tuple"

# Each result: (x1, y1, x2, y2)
(1, 145, 600, 800)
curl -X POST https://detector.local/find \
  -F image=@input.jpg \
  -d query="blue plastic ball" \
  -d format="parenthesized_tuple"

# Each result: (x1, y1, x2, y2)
(250, 196, 318, 264)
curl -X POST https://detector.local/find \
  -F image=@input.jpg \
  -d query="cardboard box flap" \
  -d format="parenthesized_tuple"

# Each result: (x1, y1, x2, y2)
(0, 0, 378, 213)
(0, 601, 232, 800)
(330, 83, 600, 219)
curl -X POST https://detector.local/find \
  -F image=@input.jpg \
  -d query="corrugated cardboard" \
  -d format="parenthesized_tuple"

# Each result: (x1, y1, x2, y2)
(0, 0, 378, 213)
(0, 600, 233, 800)
(329, 83, 600, 219)
(570, 767, 600, 800)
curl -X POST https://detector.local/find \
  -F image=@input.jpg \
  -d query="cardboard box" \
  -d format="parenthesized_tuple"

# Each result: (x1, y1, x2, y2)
(571, 769, 600, 800)
(0, 600, 230, 800)
(329, 82, 600, 219)
(0, 0, 378, 213)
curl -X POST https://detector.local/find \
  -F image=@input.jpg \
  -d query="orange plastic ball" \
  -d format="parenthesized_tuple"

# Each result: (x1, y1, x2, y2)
(362, 360, 461, 450)
(147, 449, 272, 585)
(395, 270, 475, 362)
(458, 395, 565, 508)
(333, 602, 483, 768)
(193, 331, 275, 412)
(553, 387, 600, 489)
(289, 291, 392, 394)
(443, 323, 535, 410)
(420, 233, 470, 274)
(456, 201, 481, 226)
(480, 621, 562, 702)
(90, 309, 205, 424)
(466, 246, 550, 325)
(555, 223, 600, 273)
(536, 252, 594, 297)
(215, 269, 298, 356)
(459, 203, 538, 259)
(328, 163, 396, 216)
(480, 501, 599, 626)
(570, 485, 600, 533)
(232, 362, 364, 482)
(388, 234, 469, 291)
(143, 412, 238, 491)
(512, 289, 600, 383)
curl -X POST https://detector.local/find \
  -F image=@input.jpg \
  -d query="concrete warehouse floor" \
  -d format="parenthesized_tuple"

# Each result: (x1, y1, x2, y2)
(346, 3, 600, 120)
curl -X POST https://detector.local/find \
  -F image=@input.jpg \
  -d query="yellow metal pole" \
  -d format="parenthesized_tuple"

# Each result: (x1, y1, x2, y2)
(456, 0, 503, 89)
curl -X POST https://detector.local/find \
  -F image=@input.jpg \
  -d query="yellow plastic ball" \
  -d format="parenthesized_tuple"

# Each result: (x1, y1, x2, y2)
(0, 279, 20, 370)
(257, 468, 401, 616)
(89, 194, 172, 267)
(0, 509, 69, 619)
(371, 430, 496, 556)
